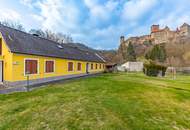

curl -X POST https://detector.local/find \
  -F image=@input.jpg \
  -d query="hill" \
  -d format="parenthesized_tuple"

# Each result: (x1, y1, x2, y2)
(117, 23, 190, 66)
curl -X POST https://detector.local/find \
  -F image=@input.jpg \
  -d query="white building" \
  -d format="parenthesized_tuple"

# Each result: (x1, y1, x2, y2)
(121, 62, 144, 72)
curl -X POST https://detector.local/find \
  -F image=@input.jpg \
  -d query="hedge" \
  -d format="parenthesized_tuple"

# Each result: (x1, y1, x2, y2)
(143, 63, 167, 77)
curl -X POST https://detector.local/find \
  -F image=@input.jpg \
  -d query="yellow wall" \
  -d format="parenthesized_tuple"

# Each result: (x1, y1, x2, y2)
(0, 34, 13, 82)
(11, 53, 105, 82)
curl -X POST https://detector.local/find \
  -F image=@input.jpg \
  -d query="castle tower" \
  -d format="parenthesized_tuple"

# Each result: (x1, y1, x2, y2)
(120, 36, 125, 44)
(151, 25, 160, 33)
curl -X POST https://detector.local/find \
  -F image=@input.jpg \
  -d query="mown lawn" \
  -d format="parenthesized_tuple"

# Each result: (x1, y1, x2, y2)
(0, 73, 190, 130)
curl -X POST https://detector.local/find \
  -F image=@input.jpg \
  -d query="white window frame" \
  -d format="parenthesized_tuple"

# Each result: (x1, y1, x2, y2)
(24, 58, 39, 76)
(44, 60, 55, 74)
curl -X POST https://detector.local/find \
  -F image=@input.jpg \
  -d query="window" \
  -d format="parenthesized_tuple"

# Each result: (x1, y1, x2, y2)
(99, 64, 102, 69)
(91, 63, 93, 70)
(0, 38, 2, 55)
(68, 62, 74, 71)
(96, 64, 98, 69)
(45, 60, 54, 73)
(77, 63, 82, 71)
(25, 59, 38, 75)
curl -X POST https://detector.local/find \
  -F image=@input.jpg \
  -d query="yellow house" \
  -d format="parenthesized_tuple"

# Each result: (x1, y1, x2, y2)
(0, 25, 106, 87)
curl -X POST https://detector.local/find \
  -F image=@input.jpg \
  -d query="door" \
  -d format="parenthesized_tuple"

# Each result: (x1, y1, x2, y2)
(86, 63, 89, 74)
(0, 61, 3, 82)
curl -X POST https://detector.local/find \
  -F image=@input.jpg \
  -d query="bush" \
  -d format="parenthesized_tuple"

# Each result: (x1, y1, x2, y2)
(143, 62, 167, 77)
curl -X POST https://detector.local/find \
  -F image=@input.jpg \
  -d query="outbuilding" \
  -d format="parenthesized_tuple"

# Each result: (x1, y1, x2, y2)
(121, 62, 143, 72)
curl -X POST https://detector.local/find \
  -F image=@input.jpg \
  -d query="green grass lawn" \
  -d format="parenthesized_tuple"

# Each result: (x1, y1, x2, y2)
(0, 73, 190, 130)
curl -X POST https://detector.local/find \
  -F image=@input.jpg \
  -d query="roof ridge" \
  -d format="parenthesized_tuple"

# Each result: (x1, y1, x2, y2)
(0, 24, 94, 53)
(0, 24, 105, 63)
(0, 23, 66, 45)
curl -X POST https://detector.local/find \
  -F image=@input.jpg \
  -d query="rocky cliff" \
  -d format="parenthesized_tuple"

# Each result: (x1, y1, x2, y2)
(118, 35, 190, 67)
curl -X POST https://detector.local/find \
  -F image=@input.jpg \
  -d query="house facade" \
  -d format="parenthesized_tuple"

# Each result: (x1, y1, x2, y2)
(0, 25, 105, 87)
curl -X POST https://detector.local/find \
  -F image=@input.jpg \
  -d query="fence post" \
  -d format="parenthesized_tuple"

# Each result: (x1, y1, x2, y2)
(25, 71, 30, 92)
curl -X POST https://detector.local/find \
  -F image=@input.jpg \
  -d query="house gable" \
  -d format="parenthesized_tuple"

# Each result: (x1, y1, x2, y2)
(0, 32, 13, 81)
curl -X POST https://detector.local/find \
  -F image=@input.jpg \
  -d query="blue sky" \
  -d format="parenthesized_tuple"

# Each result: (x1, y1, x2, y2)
(0, 0, 190, 49)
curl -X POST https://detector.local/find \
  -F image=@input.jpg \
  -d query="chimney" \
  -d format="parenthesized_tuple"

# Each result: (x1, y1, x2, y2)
(32, 33, 39, 37)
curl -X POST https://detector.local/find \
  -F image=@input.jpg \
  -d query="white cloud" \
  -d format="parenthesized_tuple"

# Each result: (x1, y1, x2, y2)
(33, 0, 79, 33)
(84, 0, 118, 21)
(11, 0, 190, 49)
(158, 14, 190, 30)
(122, 0, 157, 21)
(154, 0, 190, 30)
(20, 0, 38, 9)
(0, 9, 22, 21)
(20, 0, 32, 4)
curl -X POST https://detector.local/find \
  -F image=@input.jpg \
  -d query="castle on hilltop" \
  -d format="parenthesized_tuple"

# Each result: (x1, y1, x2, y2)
(120, 23, 190, 45)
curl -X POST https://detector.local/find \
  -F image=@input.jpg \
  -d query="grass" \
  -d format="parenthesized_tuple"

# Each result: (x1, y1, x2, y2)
(0, 73, 190, 130)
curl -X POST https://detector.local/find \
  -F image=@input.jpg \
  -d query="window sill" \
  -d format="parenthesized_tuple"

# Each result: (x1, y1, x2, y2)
(24, 73, 39, 76)
(44, 72, 55, 74)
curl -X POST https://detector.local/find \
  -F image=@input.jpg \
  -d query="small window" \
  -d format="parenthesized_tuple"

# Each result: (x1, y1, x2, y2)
(99, 64, 101, 69)
(77, 63, 82, 71)
(91, 63, 93, 70)
(68, 62, 74, 71)
(45, 61, 54, 73)
(25, 59, 38, 75)
(96, 64, 98, 69)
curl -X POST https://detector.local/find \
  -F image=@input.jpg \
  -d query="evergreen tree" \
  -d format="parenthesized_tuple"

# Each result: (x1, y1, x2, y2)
(145, 44, 166, 62)
(126, 42, 136, 61)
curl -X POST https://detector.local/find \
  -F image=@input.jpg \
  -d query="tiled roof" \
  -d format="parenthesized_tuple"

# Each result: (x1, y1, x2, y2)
(0, 25, 105, 63)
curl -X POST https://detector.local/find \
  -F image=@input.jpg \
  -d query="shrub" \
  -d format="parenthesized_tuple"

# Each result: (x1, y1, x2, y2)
(143, 62, 167, 77)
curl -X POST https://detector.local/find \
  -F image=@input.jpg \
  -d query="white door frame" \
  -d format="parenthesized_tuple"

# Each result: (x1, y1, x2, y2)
(0, 60, 3, 82)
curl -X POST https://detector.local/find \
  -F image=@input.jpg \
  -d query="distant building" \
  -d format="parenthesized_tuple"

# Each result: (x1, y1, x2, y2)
(105, 63, 117, 72)
(121, 62, 143, 72)
(151, 25, 160, 33)
(179, 23, 190, 37)
(120, 23, 190, 45)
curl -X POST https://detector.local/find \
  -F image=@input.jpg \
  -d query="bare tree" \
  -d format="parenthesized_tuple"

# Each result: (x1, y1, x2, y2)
(0, 20, 25, 31)
(29, 29, 45, 37)
(29, 29, 73, 44)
